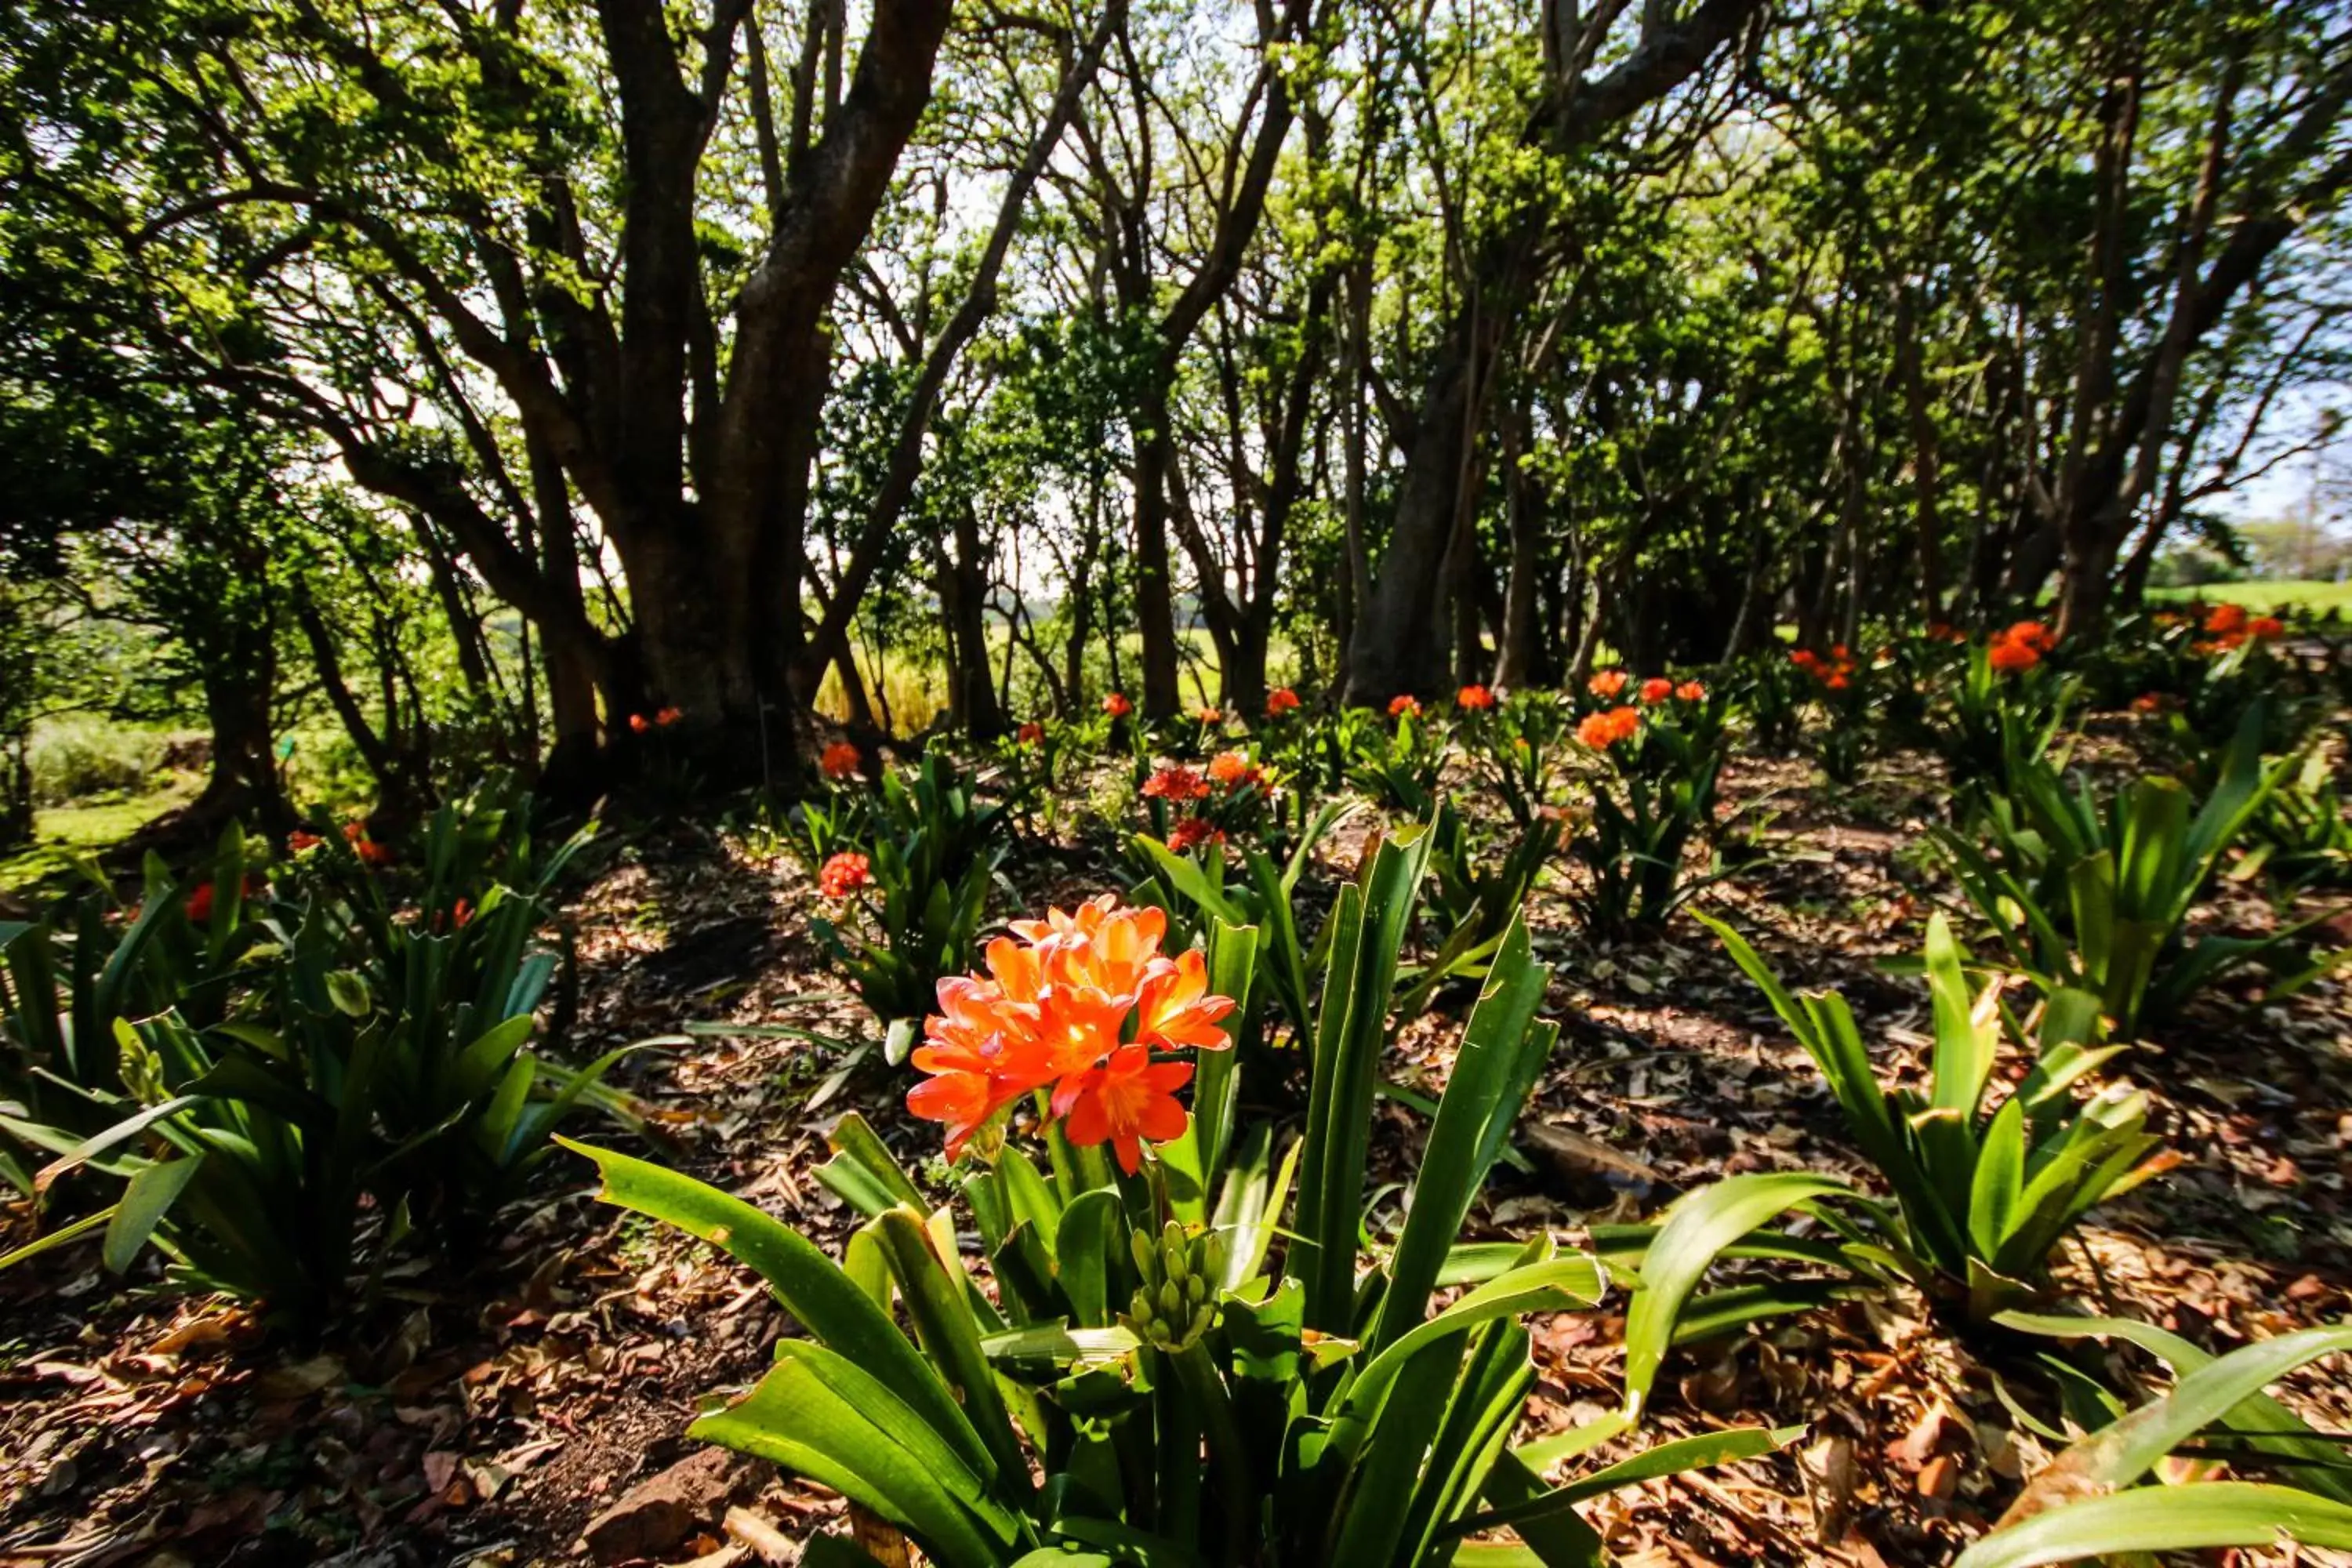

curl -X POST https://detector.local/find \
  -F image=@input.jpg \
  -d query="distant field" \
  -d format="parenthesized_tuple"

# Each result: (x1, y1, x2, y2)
(0, 779, 198, 893)
(2147, 579, 2352, 614)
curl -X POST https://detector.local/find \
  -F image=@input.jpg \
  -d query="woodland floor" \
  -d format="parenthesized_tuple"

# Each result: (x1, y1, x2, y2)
(3, 746, 2350, 1568)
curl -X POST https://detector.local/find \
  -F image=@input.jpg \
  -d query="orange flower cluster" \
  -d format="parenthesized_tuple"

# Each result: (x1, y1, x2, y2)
(819, 851, 871, 898)
(1207, 751, 1265, 792)
(1017, 721, 1046, 745)
(820, 741, 862, 780)
(2193, 603, 2283, 655)
(1388, 694, 1421, 718)
(1577, 706, 1641, 749)
(1987, 620, 2055, 673)
(1790, 645, 1859, 690)
(1167, 817, 1224, 854)
(627, 707, 683, 735)
(906, 896, 1235, 1172)
(1457, 684, 1496, 710)
(1197, 706, 1224, 724)
(1675, 680, 1706, 702)
(344, 822, 394, 867)
(1103, 691, 1133, 718)
(1142, 764, 1210, 801)
(1265, 687, 1301, 717)
(184, 873, 264, 924)
(1639, 677, 1673, 704)
(288, 829, 323, 854)
(2130, 692, 2166, 716)
(1588, 669, 1629, 699)
(1926, 622, 1966, 644)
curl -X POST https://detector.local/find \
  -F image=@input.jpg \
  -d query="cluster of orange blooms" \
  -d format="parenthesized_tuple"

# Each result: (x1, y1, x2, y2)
(1197, 706, 1224, 724)
(820, 741, 862, 780)
(1457, 684, 1496, 710)
(1265, 687, 1301, 717)
(1577, 706, 1641, 749)
(1388, 694, 1422, 718)
(1986, 620, 2056, 672)
(1167, 818, 1225, 854)
(183, 874, 263, 924)
(1142, 764, 1210, 802)
(906, 896, 1235, 1172)
(818, 851, 870, 898)
(1205, 751, 1265, 793)
(1788, 645, 1860, 690)
(1102, 691, 1133, 718)
(2191, 601, 2284, 655)
(1017, 721, 1046, 745)
(626, 706, 683, 735)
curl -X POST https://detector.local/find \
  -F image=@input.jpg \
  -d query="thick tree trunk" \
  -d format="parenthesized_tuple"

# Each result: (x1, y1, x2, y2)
(942, 503, 1004, 738)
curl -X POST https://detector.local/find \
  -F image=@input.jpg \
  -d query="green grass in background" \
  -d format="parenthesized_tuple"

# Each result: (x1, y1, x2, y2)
(2147, 579, 2352, 614)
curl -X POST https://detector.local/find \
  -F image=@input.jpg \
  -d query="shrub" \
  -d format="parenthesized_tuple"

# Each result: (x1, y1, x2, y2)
(800, 753, 1011, 1024)
(1929, 640, 2078, 807)
(25, 716, 176, 805)
(568, 831, 1783, 1568)
(0, 796, 630, 1318)
(1570, 687, 1733, 934)
(1933, 707, 2345, 1034)
(1699, 912, 2174, 1325)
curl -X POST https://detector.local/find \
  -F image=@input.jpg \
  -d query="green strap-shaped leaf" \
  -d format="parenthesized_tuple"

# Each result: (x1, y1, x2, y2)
(1954, 1483, 2352, 1568)
(1455, 1425, 1799, 1537)
(560, 1139, 994, 1480)
(873, 1207, 1033, 1495)
(1991, 1326, 2352, 1526)
(1621, 1172, 1849, 1418)
(1372, 913, 1552, 1355)
(103, 1153, 205, 1273)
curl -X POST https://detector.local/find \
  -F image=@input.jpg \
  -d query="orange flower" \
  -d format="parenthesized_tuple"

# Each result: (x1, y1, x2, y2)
(1987, 637, 2040, 673)
(1588, 669, 1628, 698)
(1017, 721, 1045, 745)
(1167, 816, 1220, 854)
(1142, 764, 1210, 801)
(2130, 693, 2165, 715)
(1388, 694, 1421, 718)
(820, 741, 862, 780)
(288, 829, 322, 853)
(2247, 615, 2284, 641)
(1790, 648, 1820, 670)
(1926, 622, 1963, 643)
(2002, 621, 2056, 654)
(906, 895, 1235, 1168)
(185, 881, 216, 924)
(356, 838, 395, 868)
(1825, 671, 1852, 690)
(1639, 677, 1674, 704)
(1456, 684, 1496, 710)
(1197, 706, 1223, 724)
(2203, 602, 2247, 636)
(1675, 681, 1706, 702)
(1063, 1044, 1193, 1175)
(1206, 751, 1263, 792)
(1102, 691, 1133, 718)
(1265, 687, 1301, 717)
(628, 713, 651, 734)
(452, 898, 474, 929)
(1830, 644, 1852, 662)
(343, 821, 368, 842)
(819, 851, 870, 897)
(655, 706, 683, 727)
(1577, 706, 1640, 748)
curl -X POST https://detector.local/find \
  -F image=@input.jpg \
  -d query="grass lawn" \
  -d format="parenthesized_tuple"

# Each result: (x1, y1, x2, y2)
(2147, 579, 2352, 614)
(0, 779, 197, 893)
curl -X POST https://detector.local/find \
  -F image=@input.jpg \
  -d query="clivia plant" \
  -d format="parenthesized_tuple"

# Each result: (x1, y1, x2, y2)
(568, 829, 1784, 1568)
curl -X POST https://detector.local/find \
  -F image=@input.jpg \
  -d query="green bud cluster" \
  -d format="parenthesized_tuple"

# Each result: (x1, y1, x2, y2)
(1122, 1220, 1222, 1349)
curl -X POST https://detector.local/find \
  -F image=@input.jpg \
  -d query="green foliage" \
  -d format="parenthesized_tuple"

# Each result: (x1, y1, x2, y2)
(1952, 1320, 2352, 1568)
(805, 754, 1011, 1022)
(1570, 699, 1732, 935)
(570, 831, 1783, 1567)
(1697, 913, 2174, 1326)
(0, 793, 629, 1319)
(1929, 644, 2078, 808)
(1933, 708, 2344, 1034)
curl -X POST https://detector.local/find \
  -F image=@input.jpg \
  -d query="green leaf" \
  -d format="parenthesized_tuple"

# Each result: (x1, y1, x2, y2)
(1952, 1483, 2352, 1568)
(561, 1140, 995, 1480)
(1455, 1425, 1801, 1536)
(103, 1153, 204, 1273)
(1621, 1172, 1849, 1417)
